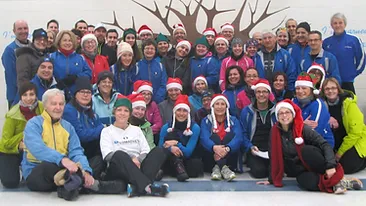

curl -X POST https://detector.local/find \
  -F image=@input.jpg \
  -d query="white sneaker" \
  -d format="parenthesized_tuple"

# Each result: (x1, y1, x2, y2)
(221, 165, 236, 181)
(211, 165, 221, 180)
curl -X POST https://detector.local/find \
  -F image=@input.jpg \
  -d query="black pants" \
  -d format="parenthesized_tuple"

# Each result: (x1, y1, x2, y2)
(26, 162, 63, 191)
(341, 82, 356, 94)
(105, 147, 166, 194)
(0, 152, 22, 188)
(164, 153, 203, 178)
(339, 147, 366, 174)
(202, 133, 238, 172)
(247, 153, 269, 178)
(88, 155, 106, 180)
(295, 146, 327, 191)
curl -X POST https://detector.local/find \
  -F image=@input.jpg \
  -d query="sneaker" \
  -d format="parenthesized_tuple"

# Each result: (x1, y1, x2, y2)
(211, 165, 221, 180)
(333, 179, 347, 194)
(344, 177, 363, 190)
(221, 165, 236, 181)
(127, 184, 139, 198)
(57, 187, 79, 201)
(175, 159, 189, 182)
(148, 183, 170, 197)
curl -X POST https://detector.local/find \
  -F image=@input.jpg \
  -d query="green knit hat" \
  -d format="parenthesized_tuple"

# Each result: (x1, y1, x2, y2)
(195, 35, 209, 48)
(156, 33, 169, 43)
(123, 28, 136, 41)
(114, 94, 132, 112)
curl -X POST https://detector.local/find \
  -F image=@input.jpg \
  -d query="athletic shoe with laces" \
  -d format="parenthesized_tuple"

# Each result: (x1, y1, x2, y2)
(333, 179, 347, 194)
(148, 183, 170, 197)
(221, 165, 236, 181)
(344, 177, 363, 190)
(211, 165, 221, 180)
(127, 184, 139, 198)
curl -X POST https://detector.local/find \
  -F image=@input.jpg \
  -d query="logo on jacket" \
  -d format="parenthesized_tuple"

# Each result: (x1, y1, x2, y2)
(344, 46, 352, 49)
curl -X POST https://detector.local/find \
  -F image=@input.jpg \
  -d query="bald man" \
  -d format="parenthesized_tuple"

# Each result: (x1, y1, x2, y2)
(1, 20, 31, 109)
(252, 32, 263, 48)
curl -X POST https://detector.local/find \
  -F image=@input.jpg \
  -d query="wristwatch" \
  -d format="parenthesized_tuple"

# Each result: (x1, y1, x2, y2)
(225, 146, 231, 152)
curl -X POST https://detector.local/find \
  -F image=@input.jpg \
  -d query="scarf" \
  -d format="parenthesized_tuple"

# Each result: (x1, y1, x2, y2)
(326, 96, 340, 106)
(174, 120, 189, 132)
(59, 48, 75, 57)
(19, 100, 38, 120)
(129, 115, 147, 126)
(297, 96, 312, 106)
(15, 39, 31, 48)
(83, 50, 97, 62)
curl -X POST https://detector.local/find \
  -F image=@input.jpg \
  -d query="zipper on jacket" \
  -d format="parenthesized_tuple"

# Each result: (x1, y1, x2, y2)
(124, 72, 127, 94)
(148, 62, 151, 82)
(51, 124, 57, 150)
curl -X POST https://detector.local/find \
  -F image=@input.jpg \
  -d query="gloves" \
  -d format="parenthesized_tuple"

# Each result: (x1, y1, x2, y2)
(63, 75, 78, 86)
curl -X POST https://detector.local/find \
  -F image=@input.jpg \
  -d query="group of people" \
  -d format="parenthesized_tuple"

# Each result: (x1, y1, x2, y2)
(0, 11, 366, 201)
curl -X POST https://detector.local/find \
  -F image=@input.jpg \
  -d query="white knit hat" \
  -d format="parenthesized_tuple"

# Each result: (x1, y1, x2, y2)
(192, 76, 208, 89)
(167, 94, 192, 136)
(117, 42, 133, 59)
(81, 34, 97, 50)
(210, 94, 231, 133)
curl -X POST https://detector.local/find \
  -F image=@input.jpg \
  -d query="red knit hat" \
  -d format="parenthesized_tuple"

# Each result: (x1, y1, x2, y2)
(214, 35, 229, 46)
(210, 94, 231, 133)
(166, 77, 183, 91)
(128, 93, 146, 109)
(307, 63, 326, 95)
(251, 78, 272, 93)
(167, 94, 192, 136)
(203, 28, 217, 37)
(133, 80, 153, 94)
(173, 23, 186, 35)
(176, 40, 192, 53)
(137, 25, 153, 37)
(220, 23, 234, 32)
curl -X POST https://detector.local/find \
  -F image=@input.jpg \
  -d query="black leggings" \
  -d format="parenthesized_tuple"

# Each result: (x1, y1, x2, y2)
(247, 153, 269, 178)
(164, 153, 203, 178)
(26, 162, 63, 191)
(0, 152, 22, 188)
(339, 147, 366, 174)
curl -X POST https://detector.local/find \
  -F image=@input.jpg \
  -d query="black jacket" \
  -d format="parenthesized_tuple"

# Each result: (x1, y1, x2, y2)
(161, 55, 191, 94)
(99, 43, 117, 66)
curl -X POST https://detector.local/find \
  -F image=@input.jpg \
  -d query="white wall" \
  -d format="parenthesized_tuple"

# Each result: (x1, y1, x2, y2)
(0, 0, 365, 130)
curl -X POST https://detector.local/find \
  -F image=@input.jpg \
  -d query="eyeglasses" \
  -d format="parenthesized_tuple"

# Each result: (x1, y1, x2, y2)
(246, 75, 258, 79)
(324, 87, 338, 92)
(78, 90, 92, 95)
(278, 111, 292, 117)
(255, 90, 269, 95)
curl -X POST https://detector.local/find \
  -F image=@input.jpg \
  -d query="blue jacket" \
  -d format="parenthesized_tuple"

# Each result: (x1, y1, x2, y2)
(92, 89, 119, 125)
(63, 102, 104, 143)
(189, 56, 220, 88)
(110, 63, 136, 96)
(22, 111, 92, 179)
(136, 57, 167, 104)
(254, 47, 297, 91)
(159, 122, 200, 158)
(299, 49, 342, 84)
(189, 93, 202, 112)
(200, 114, 243, 154)
(293, 98, 335, 147)
(223, 86, 245, 117)
(239, 103, 277, 152)
(323, 31, 365, 82)
(288, 42, 311, 74)
(2, 41, 20, 102)
(49, 51, 92, 96)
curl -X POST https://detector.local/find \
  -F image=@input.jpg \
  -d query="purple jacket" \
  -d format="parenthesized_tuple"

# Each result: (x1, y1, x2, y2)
(146, 101, 163, 134)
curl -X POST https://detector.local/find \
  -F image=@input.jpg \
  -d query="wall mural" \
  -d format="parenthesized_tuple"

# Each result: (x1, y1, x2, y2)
(102, 0, 289, 42)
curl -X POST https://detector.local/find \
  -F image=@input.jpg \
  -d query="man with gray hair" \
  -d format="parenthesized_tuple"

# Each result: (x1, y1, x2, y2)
(253, 30, 296, 91)
(2, 20, 31, 109)
(252, 32, 263, 48)
(22, 89, 125, 201)
(323, 12, 365, 94)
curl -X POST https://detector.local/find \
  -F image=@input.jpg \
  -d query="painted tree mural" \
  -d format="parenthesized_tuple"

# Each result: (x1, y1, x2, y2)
(103, 0, 289, 42)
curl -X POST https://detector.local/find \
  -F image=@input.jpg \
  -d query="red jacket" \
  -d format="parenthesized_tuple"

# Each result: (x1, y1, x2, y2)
(82, 54, 110, 84)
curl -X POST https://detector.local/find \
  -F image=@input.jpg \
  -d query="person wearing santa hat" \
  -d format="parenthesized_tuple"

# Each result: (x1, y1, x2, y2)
(128, 93, 155, 149)
(220, 23, 234, 43)
(81, 34, 110, 84)
(222, 66, 245, 117)
(189, 36, 220, 91)
(136, 39, 168, 104)
(110, 42, 136, 96)
(137, 24, 154, 41)
(161, 39, 192, 93)
(240, 78, 277, 178)
(133, 80, 163, 145)
(219, 37, 254, 91)
(202, 28, 217, 53)
(172, 23, 187, 45)
(212, 35, 230, 75)
(293, 72, 335, 147)
(257, 99, 363, 194)
(189, 75, 209, 112)
(159, 94, 202, 182)
(100, 94, 169, 197)
(200, 94, 243, 181)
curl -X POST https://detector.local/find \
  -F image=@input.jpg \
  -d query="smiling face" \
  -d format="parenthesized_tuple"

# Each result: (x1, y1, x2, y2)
(14, 21, 29, 42)
(45, 94, 65, 120)
(323, 81, 339, 102)
(139, 33, 153, 41)
(47, 22, 59, 34)
(176, 45, 189, 57)
(195, 44, 208, 56)
(33, 37, 47, 51)
(157, 41, 169, 54)
(94, 28, 107, 43)
(132, 106, 146, 119)
(295, 86, 312, 99)
(331, 17, 346, 35)
(21, 89, 37, 106)
(273, 74, 285, 91)
(296, 28, 309, 44)
(244, 69, 259, 86)
(75, 89, 92, 107)
(125, 34, 136, 46)
(205, 35, 215, 46)
(114, 106, 131, 124)
(167, 88, 181, 101)
(221, 29, 234, 42)
(286, 20, 297, 37)
(76, 22, 88, 34)
(120, 52, 133, 67)
(175, 108, 189, 122)
(97, 78, 113, 95)
(143, 44, 156, 60)
(262, 33, 276, 50)
(141, 91, 152, 104)
(255, 87, 270, 104)
(194, 80, 207, 93)
(277, 107, 294, 126)
(107, 32, 118, 47)
(232, 44, 243, 56)
(37, 62, 53, 81)
(213, 99, 227, 116)
(228, 68, 240, 85)
(308, 33, 322, 51)
(47, 32, 55, 47)
(174, 29, 186, 42)
(83, 39, 97, 53)
(59, 34, 73, 50)
(214, 40, 228, 55)
(277, 32, 289, 47)
(246, 45, 257, 57)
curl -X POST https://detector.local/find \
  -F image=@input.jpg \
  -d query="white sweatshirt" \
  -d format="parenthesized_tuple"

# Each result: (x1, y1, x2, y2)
(100, 124, 150, 160)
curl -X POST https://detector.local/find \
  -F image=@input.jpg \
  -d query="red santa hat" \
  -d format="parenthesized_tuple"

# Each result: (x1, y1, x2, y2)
(166, 77, 183, 91)
(203, 28, 217, 37)
(251, 78, 272, 93)
(173, 23, 186, 35)
(214, 35, 229, 46)
(192, 75, 208, 88)
(167, 94, 192, 136)
(210, 94, 231, 133)
(295, 72, 318, 94)
(133, 80, 153, 94)
(137, 25, 153, 37)
(220, 23, 234, 32)
(176, 40, 192, 53)
(307, 63, 326, 95)
(128, 93, 146, 109)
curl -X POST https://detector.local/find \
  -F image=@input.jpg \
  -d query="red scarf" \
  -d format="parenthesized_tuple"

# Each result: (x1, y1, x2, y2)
(59, 48, 75, 57)
(216, 121, 226, 141)
(20, 106, 37, 121)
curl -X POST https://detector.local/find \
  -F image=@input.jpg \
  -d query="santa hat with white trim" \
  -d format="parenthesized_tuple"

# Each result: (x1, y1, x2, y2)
(128, 93, 146, 109)
(133, 80, 153, 94)
(137, 25, 153, 37)
(307, 63, 326, 95)
(203, 28, 217, 37)
(173, 23, 186, 35)
(210, 94, 231, 133)
(176, 40, 192, 53)
(295, 72, 318, 94)
(214, 35, 229, 46)
(220, 23, 234, 33)
(167, 94, 193, 136)
(251, 78, 272, 93)
(166, 77, 183, 91)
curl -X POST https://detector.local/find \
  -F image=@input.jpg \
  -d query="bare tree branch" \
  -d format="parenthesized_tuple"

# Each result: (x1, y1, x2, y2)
(195, 0, 235, 28)
(102, 11, 125, 31)
(248, 0, 259, 24)
(231, 0, 248, 31)
(271, 15, 287, 30)
(178, 0, 191, 16)
(132, 16, 136, 30)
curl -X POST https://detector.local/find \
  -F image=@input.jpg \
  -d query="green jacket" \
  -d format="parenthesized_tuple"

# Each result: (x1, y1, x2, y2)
(0, 102, 44, 154)
(337, 92, 366, 157)
(140, 121, 156, 150)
